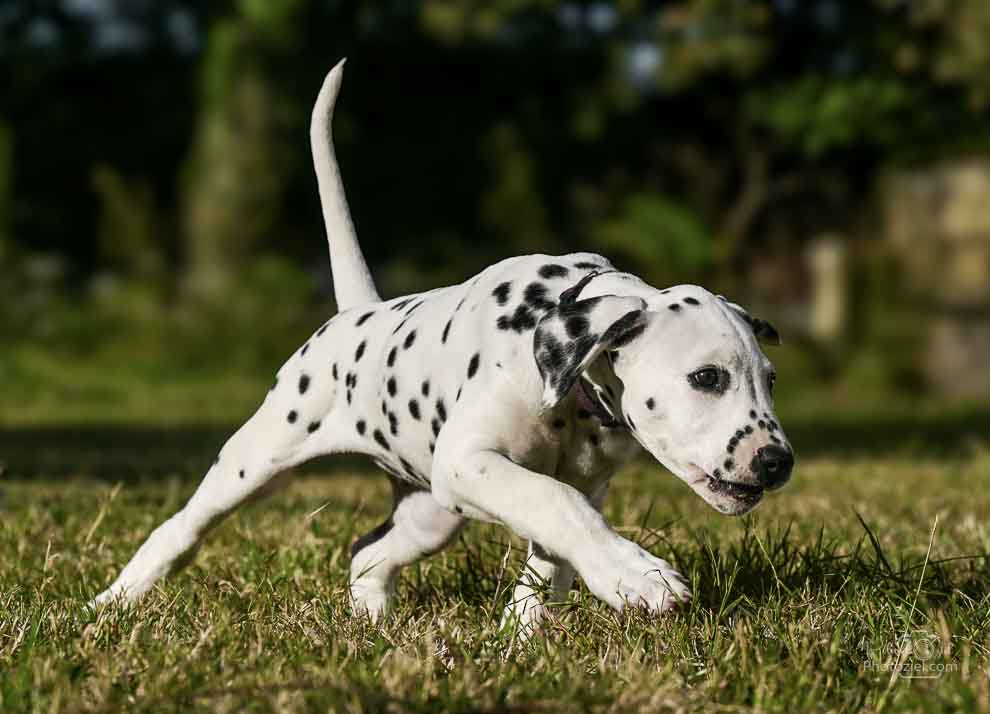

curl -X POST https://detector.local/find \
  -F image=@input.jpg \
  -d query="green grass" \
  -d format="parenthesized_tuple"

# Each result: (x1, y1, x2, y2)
(2, 454, 989, 713)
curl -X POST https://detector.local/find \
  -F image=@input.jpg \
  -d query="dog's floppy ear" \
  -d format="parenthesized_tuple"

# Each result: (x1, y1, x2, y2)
(533, 294, 648, 409)
(718, 296, 781, 346)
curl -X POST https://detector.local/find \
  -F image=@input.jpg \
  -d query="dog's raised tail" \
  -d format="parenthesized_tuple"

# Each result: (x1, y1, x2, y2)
(311, 59, 380, 310)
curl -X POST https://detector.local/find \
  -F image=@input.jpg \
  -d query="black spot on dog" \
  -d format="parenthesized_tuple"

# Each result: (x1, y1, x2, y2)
(646, 398, 655, 410)
(552, 418, 566, 429)
(455, 296, 467, 312)
(387, 377, 397, 397)
(436, 399, 447, 422)
(332, 363, 338, 380)
(727, 444, 735, 454)
(307, 421, 321, 434)
(403, 330, 417, 350)
(744, 425, 754, 434)
(565, 315, 589, 339)
(351, 517, 394, 558)
(574, 261, 602, 270)
(381, 400, 388, 415)
(454, 505, 463, 514)
(356, 311, 374, 326)
(724, 459, 734, 471)
(750, 410, 758, 419)
(684, 297, 700, 306)
(524, 282, 554, 311)
(713, 468, 722, 478)
(356, 420, 366, 435)
(493, 282, 512, 305)
(355, 341, 366, 362)
(405, 300, 423, 315)
(660, 290, 670, 295)
(442, 319, 453, 343)
(239, 469, 245, 479)
(668, 304, 681, 312)
(498, 305, 537, 332)
(456, 386, 462, 401)
(287, 410, 298, 424)
(768, 420, 778, 431)
(431, 418, 441, 437)
(770, 434, 781, 444)
(391, 298, 412, 312)
(373, 429, 390, 450)
(301, 342, 310, 355)
(317, 322, 329, 336)
(467, 353, 480, 379)
(387, 347, 398, 367)
(408, 399, 421, 420)
(421, 380, 430, 397)
(346, 390, 352, 405)
(299, 374, 310, 394)
(735, 430, 745, 439)
(758, 420, 766, 429)
(429, 441, 435, 454)
(539, 264, 569, 279)
(392, 318, 409, 335)
(388, 411, 399, 436)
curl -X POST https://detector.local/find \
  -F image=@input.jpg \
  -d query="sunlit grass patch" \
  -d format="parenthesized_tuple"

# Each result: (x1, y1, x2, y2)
(1, 457, 988, 712)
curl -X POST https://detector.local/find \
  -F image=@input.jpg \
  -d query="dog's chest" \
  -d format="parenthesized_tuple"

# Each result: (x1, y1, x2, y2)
(507, 392, 640, 494)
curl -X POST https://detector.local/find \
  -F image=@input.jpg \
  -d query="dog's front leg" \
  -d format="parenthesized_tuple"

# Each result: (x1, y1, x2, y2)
(433, 449, 690, 614)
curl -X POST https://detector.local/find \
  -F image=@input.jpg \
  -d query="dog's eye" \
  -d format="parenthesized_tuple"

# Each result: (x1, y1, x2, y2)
(767, 372, 777, 394)
(689, 367, 724, 392)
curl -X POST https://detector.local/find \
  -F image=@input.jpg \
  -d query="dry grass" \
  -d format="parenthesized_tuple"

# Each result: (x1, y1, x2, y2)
(2, 454, 989, 713)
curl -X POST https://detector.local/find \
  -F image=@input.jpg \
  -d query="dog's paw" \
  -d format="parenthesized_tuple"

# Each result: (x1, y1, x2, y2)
(582, 537, 691, 613)
(349, 580, 391, 623)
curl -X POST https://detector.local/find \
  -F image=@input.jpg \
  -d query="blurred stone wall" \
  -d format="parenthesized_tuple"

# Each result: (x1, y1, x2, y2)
(883, 158, 990, 398)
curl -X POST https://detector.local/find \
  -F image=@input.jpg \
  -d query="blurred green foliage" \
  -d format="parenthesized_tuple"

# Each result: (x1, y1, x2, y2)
(1, 0, 990, 423)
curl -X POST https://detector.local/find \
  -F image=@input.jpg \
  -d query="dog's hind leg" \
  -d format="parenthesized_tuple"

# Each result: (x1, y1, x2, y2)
(500, 542, 575, 633)
(349, 484, 464, 621)
(500, 484, 608, 634)
(89, 374, 352, 608)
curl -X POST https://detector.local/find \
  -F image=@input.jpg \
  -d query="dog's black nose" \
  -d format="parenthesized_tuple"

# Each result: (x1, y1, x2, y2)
(753, 446, 793, 489)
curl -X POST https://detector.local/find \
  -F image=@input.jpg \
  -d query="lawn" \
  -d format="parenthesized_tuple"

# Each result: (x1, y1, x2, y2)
(1, 449, 989, 713)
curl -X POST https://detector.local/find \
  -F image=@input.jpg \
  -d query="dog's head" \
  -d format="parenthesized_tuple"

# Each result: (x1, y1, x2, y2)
(534, 274, 792, 515)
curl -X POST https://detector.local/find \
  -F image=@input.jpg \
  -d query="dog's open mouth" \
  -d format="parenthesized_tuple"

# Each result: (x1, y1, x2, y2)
(706, 475, 764, 503)
(684, 463, 764, 508)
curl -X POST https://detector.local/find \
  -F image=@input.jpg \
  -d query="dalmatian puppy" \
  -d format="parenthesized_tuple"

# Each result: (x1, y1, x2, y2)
(90, 61, 794, 629)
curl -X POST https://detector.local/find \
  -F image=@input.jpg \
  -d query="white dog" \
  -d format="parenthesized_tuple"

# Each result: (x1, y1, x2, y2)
(91, 60, 793, 629)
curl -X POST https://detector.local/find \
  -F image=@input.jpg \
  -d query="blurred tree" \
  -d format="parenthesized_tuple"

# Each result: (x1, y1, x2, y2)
(91, 165, 166, 292)
(180, 0, 303, 303)
(0, 121, 11, 260)
(884, 0, 990, 110)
